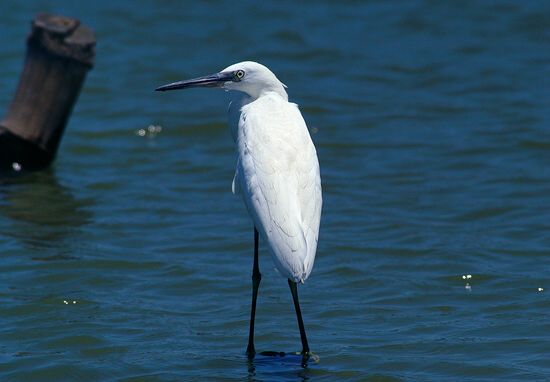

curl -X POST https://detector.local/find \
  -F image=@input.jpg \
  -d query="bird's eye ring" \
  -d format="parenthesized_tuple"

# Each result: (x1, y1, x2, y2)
(235, 70, 245, 80)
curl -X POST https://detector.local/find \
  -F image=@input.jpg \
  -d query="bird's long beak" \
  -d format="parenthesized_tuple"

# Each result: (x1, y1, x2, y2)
(155, 72, 233, 91)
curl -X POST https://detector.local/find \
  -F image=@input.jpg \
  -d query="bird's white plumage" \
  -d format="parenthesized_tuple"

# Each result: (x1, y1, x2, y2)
(224, 62, 322, 283)
(157, 61, 320, 353)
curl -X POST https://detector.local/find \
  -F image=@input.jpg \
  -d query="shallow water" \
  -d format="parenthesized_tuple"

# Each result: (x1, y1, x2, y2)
(1, 1, 549, 381)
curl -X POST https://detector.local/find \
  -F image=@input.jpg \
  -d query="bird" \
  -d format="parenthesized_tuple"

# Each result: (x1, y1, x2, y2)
(156, 61, 322, 359)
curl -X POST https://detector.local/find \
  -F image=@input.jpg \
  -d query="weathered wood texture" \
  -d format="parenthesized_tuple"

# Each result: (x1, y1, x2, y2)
(0, 13, 95, 170)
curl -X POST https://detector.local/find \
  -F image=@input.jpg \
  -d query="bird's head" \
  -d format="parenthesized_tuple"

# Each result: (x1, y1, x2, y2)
(156, 61, 287, 100)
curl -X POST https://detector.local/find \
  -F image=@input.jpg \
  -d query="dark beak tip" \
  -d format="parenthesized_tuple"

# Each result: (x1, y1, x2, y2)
(155, 83, 175, 92)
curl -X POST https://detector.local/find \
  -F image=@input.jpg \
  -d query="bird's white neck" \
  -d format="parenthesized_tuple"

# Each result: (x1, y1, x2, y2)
(228, 83, 288, 102)
(227, 87, 289, 143)
(258, 83, 288, 101)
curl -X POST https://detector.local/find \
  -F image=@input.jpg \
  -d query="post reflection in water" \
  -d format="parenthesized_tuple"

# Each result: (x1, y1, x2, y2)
(0, 169, 93, 257)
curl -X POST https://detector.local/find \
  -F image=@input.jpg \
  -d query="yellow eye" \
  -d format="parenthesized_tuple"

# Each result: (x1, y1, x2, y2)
(235, 70, 245, 80)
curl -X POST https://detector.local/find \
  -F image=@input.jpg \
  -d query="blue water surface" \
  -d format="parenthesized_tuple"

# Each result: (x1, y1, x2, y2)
(1, 1, 549, 381)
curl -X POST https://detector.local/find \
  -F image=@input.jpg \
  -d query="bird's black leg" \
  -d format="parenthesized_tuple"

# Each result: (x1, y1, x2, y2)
(288, 279, 310, 356)
(246, 228, 261, 358)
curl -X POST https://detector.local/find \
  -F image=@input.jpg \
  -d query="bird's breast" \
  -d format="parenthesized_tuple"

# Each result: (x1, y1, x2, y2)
(237, 95, 309, 174)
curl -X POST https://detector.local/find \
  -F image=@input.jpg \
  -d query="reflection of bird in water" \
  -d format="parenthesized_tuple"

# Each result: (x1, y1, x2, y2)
(157, 61, 322, 359)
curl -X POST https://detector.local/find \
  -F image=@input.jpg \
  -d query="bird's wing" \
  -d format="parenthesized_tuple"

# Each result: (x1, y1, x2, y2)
(232, 166, 240, 195)
(295, 132, 322, 279)
(235, 94, 321, 282)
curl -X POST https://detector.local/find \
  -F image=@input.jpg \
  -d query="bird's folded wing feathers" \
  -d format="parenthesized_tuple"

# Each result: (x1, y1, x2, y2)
(232, 167, 240, 195)
(235, 96, 321, 280)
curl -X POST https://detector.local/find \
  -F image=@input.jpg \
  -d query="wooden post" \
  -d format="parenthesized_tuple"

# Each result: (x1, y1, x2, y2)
(0, 13, 95, 171)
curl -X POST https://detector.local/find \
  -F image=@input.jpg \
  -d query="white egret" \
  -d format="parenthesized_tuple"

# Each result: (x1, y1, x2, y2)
(156, 61, 322, 358)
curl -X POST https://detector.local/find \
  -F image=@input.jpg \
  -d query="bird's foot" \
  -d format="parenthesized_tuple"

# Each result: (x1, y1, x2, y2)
(299, 351, 320, 366)
(253, 350, 319, 366)
(258, 350, 286, 357)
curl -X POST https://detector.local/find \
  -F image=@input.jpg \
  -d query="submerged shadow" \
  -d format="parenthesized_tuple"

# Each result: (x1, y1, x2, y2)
(246, 351, 319, 381)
